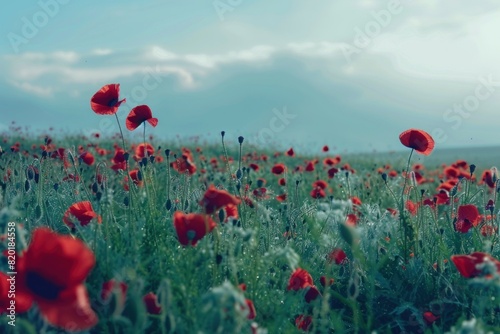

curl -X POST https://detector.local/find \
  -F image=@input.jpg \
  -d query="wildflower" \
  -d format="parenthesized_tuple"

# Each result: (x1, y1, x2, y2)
(454, 204, 480, 233)
(126, 105, 158, 131)
(451, 252, 500, 278)
(143, 292, 162, 315)
(90, 83, 125, 115)
(399, 129, 435, 155)
(295, 315, 312, 331)
(287, 268, 314, 291)
(271, 163, 286, 175)
(63, 201, 102, 228)
(15, 227, 97, 331)
(328, 248, 347, 265)
(199, 185, 241, 214)
(173, 211, 217, 246)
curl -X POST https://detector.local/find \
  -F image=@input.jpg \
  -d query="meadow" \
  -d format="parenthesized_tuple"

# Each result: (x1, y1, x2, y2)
(0, 84, 499, 333)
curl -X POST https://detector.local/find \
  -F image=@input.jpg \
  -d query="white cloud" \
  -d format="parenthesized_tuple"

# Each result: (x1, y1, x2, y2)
(10, 81, 53, 97)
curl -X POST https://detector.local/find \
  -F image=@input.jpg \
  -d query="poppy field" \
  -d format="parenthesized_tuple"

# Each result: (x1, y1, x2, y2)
(0, 84, 499, 333)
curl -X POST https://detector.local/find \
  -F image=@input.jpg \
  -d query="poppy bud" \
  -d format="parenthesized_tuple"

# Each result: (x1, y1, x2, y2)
(26, 167, 34, 180)
(469, 164, 476, 175)
(164, 149, 171, 157)
(165, 199, 172, 210)
(137, 170, 143, 181)
(42, 150, 47, 158)
(236, 169, 242, 180)
(238, 136, 244, 144)
(123, 152, 130, 161)
(221, 131, 225, 138)
(218, 209, 225, 222)
(34, 172, 39, 184)
(92, 182, 98, 193)
(141, 157, 148, 166)
(123, 196, 129, 206)
(149, 155, 155, 163)
(24, 179, 30, 192)
(54, 183, 59, 191)
(96, 191, 102, 201)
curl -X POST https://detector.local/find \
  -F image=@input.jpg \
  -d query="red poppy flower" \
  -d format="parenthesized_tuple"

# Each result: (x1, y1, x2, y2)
(90, 83, 126, 115)
(287, 268, 314, 291)
(276, 193, 287, 202)
(143, 292, 162, 315)
(199, 185, 241, 214)
(252, 187, 269, 199)
(79, 151, 95, 166)
(405, 200, 419, 216)
(312, 180, 328, 190)
(327, 167, 339, 179)
(322, 145, 329, 152)
(271, 163, 286, 175)
(135, 143, 154, 160)
(295, 315, 313, 331)
(305, 161, 316, 172)
(224, 203, 239, 220)
(63, 201, 102, 228)
(310, 188, 326, 199)
(249, 163, 259, 171)
(423, 311, 439, 325)
(16, 227, 97, 331)
(451, 252, 500, 278)
(173, 211, 217, 246)
(245, 299, 256, 320)
(128, 169, 143, 187)
(399, 129, 435, 156)
(304, 286, 321, 303)
(454, 204, 480, 233)
(171, 149, 197, 175)
(286, 148, 295, 157)
(328, 248, 347, 265)
(126, 105, 158, 131)
(480, 170, 496, 188)
(346, 213, 358, 226)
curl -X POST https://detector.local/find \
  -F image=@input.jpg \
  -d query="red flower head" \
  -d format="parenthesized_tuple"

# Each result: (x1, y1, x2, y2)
(90, 83, 126, 115)
(173, 211, 217, 246)
(16, 227, 97, 331)
(295, 315, 313, 331)
(454, 204, 480, 233)
(135, 143, 154, 160)
(199, 185, 241, 214)
(143, 292, 162, 315)
(126, 105, 158, 131)
(310, 188, 326, 199)
(327, 167, 339, 179)
(287, 268, 314, 291)
(451, 252, 500, 278)
(399, 129, 435, 156)
(286, 148, 295, 157)
(328, 248, 348, 265)
(245, 299, 256, 320)
(171, 148, 197, 175)
(63, 201, 102, 228)
(322, 145, 329, 152)
(271, 163, 286, 175)
(423, 311, 440, 325)
(304, 286, 321, 303)
(79, 151, 95, 166)
(312, 180, 328, 190)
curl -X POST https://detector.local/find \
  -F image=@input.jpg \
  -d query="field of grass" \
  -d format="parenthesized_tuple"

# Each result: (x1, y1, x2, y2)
(0, 88, 499, 333)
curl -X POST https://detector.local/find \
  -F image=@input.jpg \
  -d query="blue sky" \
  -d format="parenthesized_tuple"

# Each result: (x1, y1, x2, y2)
(1, 1, 500, 153)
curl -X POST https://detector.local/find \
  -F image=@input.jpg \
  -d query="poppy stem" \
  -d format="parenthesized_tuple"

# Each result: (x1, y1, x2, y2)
(400, 148, 414, 262)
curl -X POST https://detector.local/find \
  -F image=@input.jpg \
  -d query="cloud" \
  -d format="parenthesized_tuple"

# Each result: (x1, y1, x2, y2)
(10, 81, 53, 97)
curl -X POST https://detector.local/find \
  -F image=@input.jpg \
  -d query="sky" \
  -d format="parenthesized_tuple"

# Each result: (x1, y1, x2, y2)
(1, 0, 500, 153)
